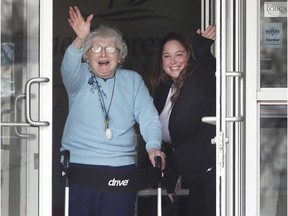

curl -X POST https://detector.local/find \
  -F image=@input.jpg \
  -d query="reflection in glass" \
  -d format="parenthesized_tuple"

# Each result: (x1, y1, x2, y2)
(260, 105, 287, 216)
(1, 0, 40, 215)
(1, 43, 15, 97)
(260, 0, 287, 87)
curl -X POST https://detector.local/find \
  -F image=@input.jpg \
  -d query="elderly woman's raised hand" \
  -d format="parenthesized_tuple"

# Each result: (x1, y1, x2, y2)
(196, 25, 216, 41)
(68, 6, 93, 47)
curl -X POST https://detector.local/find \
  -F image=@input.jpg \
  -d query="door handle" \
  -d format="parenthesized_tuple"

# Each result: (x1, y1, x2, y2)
(25, 77, 50, 127)
(202, 71, 244, 125)
(1, 77, 50, 127)
(14, 94, 35, 138)
(202, 116, 244, 124)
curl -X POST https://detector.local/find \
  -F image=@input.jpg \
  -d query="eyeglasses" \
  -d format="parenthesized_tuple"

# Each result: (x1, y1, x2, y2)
(90, 46, 120, 54)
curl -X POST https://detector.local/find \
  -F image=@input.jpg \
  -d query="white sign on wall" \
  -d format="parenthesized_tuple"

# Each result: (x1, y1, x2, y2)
(264, 2, 287, 17)
(262, 22, 283, 48)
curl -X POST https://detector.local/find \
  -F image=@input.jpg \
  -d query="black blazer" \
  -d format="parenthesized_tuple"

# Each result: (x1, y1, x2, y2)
(153, 34, 216, 192)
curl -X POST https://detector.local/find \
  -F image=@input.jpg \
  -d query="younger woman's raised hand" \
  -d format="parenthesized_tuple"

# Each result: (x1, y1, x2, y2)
(196, 25, 216, 41)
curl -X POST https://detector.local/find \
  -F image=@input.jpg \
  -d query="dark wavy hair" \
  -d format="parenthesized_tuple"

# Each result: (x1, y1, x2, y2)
(150, 32, 196, 104)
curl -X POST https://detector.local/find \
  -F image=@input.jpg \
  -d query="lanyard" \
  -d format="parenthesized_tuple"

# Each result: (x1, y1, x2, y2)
(88, 68, 116, 139)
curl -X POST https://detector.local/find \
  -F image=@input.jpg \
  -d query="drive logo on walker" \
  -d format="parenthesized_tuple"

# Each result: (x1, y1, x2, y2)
(108, 178, 130, 186)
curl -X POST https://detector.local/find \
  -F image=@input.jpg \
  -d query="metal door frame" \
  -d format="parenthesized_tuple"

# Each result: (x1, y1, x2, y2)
(38, 0, 53, 215)
(215, 1, 245, 215)
(245, 0, 258, 215)
(202, 0, 246, 216)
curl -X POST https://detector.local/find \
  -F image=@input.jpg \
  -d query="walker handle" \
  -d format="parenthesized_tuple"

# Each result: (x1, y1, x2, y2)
(154, 156, 162, 169)
(61, 150, 70, 187)
(62, 150, 70, 169)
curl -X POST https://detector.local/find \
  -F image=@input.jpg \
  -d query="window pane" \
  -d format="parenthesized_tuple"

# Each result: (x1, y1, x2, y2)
(260, 1, 287, 87)
(260, 105, 287, 216)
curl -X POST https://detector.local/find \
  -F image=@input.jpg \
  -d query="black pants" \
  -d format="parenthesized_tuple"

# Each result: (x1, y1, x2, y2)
(187, 167, 216, 216)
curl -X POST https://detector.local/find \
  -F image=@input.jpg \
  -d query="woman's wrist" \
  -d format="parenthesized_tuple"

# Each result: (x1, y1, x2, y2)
(73, 37, 85, 49)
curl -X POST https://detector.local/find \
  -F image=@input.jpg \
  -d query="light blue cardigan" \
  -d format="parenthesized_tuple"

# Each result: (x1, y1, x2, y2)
(60, 44, 162, 166)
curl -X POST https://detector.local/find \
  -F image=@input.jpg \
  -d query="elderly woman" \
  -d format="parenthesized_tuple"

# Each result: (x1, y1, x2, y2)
(61, 6, 165, 216)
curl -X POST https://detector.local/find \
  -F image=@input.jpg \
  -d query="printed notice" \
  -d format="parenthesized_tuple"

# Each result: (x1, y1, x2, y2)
(262, 22, 283, 48)
(264, 2, 287, 17)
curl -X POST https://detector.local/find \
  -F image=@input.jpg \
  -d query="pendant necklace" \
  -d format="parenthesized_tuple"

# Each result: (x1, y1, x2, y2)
(92, 70, 116, 140)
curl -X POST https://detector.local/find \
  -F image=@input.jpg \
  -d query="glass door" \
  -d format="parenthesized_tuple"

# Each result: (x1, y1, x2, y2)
(0, 0, 52, 215)
(208, 0, 245, 215)
(217, 0, 245, 215)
